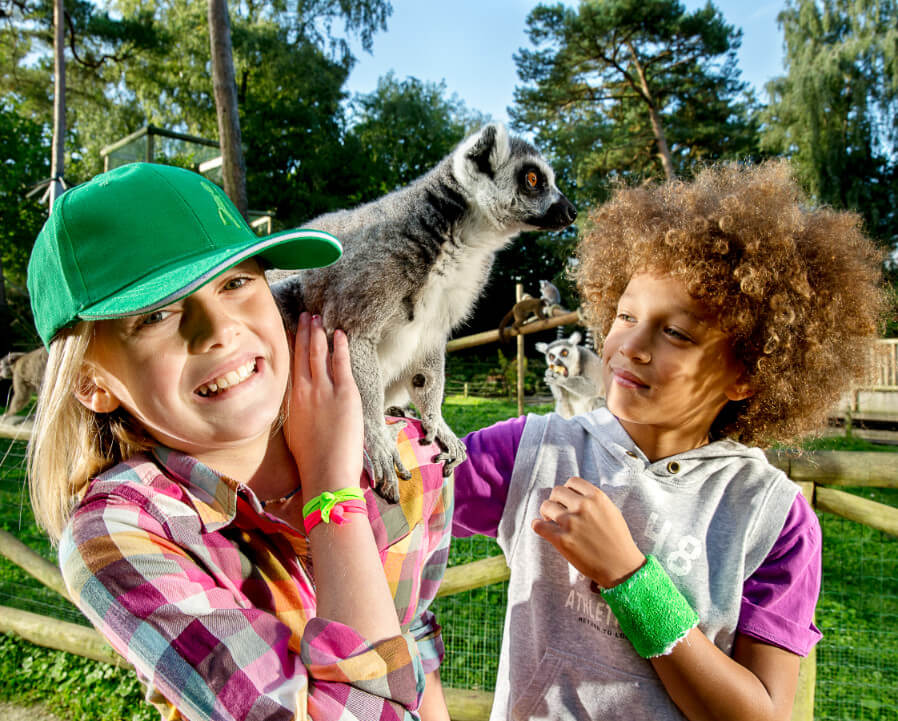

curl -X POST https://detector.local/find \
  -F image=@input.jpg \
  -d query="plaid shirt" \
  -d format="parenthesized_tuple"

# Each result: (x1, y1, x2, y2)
(59, 418, 452, 721)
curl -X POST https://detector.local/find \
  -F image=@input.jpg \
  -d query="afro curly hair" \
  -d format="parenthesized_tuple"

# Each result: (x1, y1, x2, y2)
(575, 161, 888, 447)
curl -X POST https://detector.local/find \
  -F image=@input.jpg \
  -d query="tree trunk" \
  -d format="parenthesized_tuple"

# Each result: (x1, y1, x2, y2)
(646, 104, 675, 181)
(50, 0, 66, 208)
(208, 0, 248, 219)
(629, 44, 675, 180)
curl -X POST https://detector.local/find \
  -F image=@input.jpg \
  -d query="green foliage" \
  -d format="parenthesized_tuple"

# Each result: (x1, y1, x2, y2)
(760, 0, 898, 247)
(348, 72, 487, 199)
(510, 0, 761, 214)
(0, 101, 48, 349)
(0, 0, 394, 228)
(0, 635, 155, 721)
(493, 348, 544, 398)
(797, 434, 898, 453)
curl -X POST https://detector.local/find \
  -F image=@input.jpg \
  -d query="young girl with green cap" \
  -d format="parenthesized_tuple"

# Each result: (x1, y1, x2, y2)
(26, 162, 453, 721)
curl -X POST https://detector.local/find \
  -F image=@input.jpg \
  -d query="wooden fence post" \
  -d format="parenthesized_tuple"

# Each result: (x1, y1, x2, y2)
(792, 480, 816, 721)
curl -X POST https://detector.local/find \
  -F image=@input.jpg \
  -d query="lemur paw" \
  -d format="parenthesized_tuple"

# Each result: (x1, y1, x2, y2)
(420, 417, 467, 475)
(365, 421, 411, 503)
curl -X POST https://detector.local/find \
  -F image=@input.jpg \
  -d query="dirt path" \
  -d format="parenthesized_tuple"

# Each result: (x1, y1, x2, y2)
(0, 701, 68, 721)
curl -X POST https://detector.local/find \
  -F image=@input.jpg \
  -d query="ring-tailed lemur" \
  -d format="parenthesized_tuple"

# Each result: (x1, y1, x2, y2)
(269, 123, 577, 501)
(536, 331, 604, 419)
(0, 347, 48, 424)
(498, 279, 566, 342)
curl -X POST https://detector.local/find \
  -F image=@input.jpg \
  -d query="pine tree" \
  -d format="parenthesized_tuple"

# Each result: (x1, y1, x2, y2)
(511, 0, 758, 204)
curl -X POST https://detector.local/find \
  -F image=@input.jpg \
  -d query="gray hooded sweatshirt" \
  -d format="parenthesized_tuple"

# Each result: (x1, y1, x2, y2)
(491, 407, 798, 721)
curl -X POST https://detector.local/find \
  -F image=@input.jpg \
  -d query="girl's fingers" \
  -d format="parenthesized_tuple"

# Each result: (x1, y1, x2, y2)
(293, 312, 311, 381)
(531, 517, 563, 544)
(306, 315, 329, 380)
(565, 476, 601, 498)
(548, 485, 584, 510)
(538, 498, 569, 524)
(330, 330, 354, 386)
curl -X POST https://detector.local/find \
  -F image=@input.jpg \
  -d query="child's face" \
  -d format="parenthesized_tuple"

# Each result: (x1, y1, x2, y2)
(602, 272, 751, 457)
(78, 260, 291, 466)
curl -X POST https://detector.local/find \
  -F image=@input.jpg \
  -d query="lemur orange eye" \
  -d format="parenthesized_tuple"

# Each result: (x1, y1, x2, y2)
(560, 349, 568, 357)
(526, 171, 538, 188)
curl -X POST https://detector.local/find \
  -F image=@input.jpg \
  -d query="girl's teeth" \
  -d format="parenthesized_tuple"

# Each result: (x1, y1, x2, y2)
(199, 360, 256, 396)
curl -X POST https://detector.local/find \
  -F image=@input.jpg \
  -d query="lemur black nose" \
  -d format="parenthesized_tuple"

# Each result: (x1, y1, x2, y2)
(564, 202, 577, 224)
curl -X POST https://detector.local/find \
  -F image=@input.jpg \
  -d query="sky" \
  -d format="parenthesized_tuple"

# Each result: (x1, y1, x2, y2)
(345, 0, 786, 124)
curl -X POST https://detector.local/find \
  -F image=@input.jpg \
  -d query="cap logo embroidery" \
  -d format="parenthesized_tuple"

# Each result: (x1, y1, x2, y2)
(201, 182, 242, 228)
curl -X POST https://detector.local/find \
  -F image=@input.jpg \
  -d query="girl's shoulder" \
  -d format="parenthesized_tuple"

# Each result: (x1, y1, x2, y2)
(89, 452, 189, 497)
(72, 451, 199, 531)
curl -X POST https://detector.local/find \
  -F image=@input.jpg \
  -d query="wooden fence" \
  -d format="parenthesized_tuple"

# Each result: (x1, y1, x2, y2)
(868, 339, 898, 389)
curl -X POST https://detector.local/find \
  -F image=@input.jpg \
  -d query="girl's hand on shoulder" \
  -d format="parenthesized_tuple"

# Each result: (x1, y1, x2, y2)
(532, 476, 645, 589)
(285, 312, 363, 497)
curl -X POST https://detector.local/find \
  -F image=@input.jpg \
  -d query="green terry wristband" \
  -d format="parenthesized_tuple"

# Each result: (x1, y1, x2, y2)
(600, 555, 699, 658)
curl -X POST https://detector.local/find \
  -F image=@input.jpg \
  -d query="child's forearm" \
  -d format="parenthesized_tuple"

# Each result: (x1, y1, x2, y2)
(419, 669, 451, 721)
(650, 630, 801, 721)
(309, 517, 402, 641)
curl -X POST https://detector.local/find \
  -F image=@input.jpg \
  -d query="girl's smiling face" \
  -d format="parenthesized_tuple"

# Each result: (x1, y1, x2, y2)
(602, 272, 752, 460)
(78, 260, 290, 471)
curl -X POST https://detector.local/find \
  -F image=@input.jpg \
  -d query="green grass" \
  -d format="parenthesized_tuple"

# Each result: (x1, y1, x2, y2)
(1, 398, 896, 718)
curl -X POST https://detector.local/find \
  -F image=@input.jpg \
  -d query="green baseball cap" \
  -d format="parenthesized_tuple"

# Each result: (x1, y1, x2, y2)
(27, 162, 342, 346)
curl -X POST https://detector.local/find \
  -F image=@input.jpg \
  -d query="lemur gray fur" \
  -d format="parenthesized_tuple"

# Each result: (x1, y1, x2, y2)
(498, 279, 565, 341)
(536, 331, 604, 419)
(0, 347, 48, 423)
(269, 123, 577, 501)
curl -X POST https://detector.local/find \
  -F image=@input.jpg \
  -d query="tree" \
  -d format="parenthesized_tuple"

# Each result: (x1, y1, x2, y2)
(208, 0, 247, 217)
(347, 72, 486, 200)
(511, 0, 759, 197)
(760, 0, 898, 247)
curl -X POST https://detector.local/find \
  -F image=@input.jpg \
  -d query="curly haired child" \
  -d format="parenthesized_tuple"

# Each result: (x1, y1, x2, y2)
(26, 163, 453, 721)
(452, 160, 887, 721)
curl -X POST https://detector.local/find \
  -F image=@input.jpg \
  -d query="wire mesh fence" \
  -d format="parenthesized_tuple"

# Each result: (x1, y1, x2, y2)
(816, 497, 898, 720)
(2, 432, 898, 718)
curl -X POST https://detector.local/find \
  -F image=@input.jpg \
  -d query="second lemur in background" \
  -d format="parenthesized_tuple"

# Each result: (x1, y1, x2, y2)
(536, 331, 604, 418)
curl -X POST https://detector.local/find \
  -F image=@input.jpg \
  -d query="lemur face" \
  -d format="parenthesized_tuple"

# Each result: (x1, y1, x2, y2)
(546, 346, 572, 377)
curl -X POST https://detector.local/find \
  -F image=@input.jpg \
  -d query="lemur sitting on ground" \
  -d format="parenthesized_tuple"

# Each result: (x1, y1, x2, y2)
(0, 347, 48, 423)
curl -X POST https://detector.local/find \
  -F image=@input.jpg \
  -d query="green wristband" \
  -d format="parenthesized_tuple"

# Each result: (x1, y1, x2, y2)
(600, 555, 699, 658)
(302, 488, 366, 523)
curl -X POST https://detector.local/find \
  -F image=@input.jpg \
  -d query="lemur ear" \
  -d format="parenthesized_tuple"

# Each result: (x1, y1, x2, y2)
(569, 331, 582, 346)
(535, 342, 547, 352)
(463, 123, 510, 177)
(74, 372, 122, 414)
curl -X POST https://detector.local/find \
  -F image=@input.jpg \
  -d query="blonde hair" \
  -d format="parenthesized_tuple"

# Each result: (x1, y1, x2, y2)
(576, 161, 889, 447)
(27, 322, 152, 542)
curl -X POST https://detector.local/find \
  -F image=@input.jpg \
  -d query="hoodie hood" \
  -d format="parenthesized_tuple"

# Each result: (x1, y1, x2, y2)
(570, 406, 770, 488)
